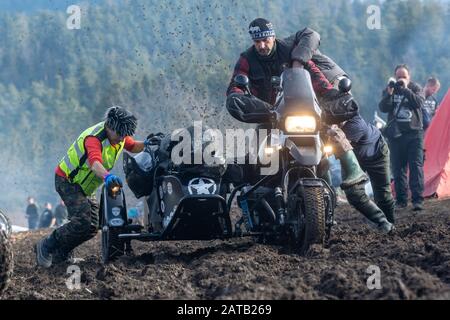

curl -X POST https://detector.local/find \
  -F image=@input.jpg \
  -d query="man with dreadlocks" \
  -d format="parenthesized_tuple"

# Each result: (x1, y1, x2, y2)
(35, 106, 145, 268)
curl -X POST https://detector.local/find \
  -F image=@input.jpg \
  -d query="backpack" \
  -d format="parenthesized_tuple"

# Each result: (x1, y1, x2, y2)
(123, 133, 163, 198)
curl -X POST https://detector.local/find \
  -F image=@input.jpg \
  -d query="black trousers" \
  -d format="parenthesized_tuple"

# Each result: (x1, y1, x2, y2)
(388, 131, 424, 205)
(359, 141, 395, 223)
(27, 216, 38, 230)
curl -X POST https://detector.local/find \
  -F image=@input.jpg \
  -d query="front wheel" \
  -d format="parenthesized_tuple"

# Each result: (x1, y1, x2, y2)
(297, 186, 326, 254)
(0, 230, 13, 296)
(101, 225, 125, 264)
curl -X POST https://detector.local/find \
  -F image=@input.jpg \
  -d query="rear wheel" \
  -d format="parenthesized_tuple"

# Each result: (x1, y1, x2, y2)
(0, 210, 12, 238)
(101, 225, 125, 264)
(0, 230, 13, 296)
(297, 186, 326, 254)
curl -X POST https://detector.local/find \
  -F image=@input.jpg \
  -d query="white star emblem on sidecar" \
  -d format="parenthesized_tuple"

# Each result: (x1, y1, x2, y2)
(188, 178, 217, 195)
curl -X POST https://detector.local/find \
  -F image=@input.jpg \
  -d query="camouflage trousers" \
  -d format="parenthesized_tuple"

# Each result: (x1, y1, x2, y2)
(50, 175, 99, 253)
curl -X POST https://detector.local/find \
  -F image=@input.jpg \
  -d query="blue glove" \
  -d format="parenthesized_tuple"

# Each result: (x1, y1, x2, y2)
(104, 174, 123, 190)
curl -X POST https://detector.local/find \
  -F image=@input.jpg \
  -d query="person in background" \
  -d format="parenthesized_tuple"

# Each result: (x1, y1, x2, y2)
(25, 196, 39, 230)
(39, 202, 55, 229)
(379, 64, 425, 211)
(127, 207, 139, 225)
(422, 77, 441, 131)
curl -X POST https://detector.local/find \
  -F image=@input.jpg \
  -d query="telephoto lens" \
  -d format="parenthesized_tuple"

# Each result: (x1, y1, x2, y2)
(396, 79, 405, 88)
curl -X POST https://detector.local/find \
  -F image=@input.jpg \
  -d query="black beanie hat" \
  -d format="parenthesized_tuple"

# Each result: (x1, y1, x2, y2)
(248, 18, 276, 40)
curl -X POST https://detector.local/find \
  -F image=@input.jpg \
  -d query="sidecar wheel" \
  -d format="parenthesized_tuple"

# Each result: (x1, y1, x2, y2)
(101, 225, 125, 264)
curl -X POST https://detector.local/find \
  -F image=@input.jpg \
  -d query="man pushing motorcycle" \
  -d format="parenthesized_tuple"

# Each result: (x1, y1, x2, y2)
(226, 18, 394, 233)
(35, 106, 146, 268)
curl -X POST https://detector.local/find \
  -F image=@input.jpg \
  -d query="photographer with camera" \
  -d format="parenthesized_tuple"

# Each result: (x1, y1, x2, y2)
(379, 64, 425, 211)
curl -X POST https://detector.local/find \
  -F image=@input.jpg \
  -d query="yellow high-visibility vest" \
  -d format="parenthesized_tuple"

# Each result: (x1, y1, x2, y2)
(58, 122, 124, 196)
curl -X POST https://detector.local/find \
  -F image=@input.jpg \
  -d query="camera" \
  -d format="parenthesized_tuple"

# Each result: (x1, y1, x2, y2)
(388, 77, 406, 90)
(388, 78, 396, 89)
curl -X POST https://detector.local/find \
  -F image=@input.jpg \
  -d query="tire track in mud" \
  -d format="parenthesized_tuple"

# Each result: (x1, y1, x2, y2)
(2, 198, 450, 300)
(328, 203, 450, 299)
(124, 239, 259, 299)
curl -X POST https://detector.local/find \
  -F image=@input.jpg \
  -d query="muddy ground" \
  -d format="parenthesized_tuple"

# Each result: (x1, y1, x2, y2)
(2, 198, 450, 300)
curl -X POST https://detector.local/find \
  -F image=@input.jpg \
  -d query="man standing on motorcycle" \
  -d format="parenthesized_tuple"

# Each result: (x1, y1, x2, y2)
(35, 106, 147, 268)
(226, 18, 393, 233)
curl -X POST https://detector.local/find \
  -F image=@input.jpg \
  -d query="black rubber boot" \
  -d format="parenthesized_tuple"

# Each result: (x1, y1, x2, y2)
(377, 219, 395, 234)
(337, 151, 368, 189)
(379, 202, 396, 224)
(344, 182, 394, 234)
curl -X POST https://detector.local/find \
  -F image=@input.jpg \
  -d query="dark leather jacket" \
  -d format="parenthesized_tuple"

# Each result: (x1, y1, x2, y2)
(379, 82, 425, 132)
(227, 27, 346, 105)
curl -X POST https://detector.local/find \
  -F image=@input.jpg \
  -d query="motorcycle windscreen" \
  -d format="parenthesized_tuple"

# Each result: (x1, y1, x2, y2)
(278, 68, 321, 116)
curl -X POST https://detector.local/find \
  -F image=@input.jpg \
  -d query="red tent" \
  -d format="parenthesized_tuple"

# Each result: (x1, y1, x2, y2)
(424, 89, 450, 198)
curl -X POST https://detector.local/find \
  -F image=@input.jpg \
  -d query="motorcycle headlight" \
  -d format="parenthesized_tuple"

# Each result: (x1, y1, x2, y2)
(285, 116, 317, 133)
(324, 145, 333, 154)
(375, 121, 384, 129)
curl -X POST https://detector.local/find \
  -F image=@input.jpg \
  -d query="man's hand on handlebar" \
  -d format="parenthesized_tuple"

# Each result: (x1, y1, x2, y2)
(104, 174, 123, 190)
